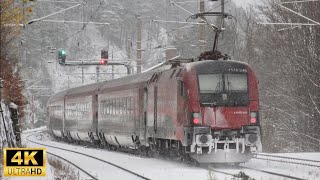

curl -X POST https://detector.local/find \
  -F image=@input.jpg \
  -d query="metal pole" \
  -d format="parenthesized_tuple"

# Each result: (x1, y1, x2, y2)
(32, 95, 34, 126)
(112, 52, 114, 79)
(221, 0, 225, 38)
(199, 0, 205, 53)
(96, 66, 99, 82)
(136, 15, 142, 73)
(127, 37, 132, 73)
(81, 61, 84, 84)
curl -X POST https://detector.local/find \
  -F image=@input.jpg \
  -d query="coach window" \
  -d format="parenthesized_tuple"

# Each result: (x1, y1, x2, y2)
(129, 97, 133, 114)
(112, 99, 116, 115)
(105, 100, 108, 115)
(112, 99, 114, 115)
(103, 101, 106, 115)
(107, 100, 110, 115)
(117, 99, 120, 115)
(119, 98, 122, 115)
(78, 103, 80, 116)
(128, 97, 131, 114)
(111, 99, 114, 115)
(124, 98, 127, 114)
(123, 98, 126, 115)
(117, 98, 120, 115)
(109, 100, 112, 115)
(114, 99, 117, 115)
(100, 101, 104, 116)
(118, 98, 121, 115)
(109, 99, 112, 115)
(122, 98, 126, 115)
(82, 103, 84, 115)
(120, 98, 123, 115)
(105, 100, 109, 115)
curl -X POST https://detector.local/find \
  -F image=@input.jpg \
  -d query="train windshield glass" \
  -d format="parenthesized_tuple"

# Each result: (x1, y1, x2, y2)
(198, 74, 223, 93)
(198, 73, 249, 106)
(225, 74, 248, 92)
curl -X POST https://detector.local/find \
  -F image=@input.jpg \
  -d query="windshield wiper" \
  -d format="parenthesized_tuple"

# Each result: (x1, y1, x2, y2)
(215, 82, 221, 92)
(227, 81, 234, 91)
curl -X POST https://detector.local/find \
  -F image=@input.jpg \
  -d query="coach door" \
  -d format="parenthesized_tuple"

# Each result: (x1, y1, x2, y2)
(154, 86, 158, 133)
(142, 88, 148, 140)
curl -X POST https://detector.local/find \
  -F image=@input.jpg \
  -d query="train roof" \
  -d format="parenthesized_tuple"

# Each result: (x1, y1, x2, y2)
(48, 59, 253, 104)
(99, 70, 155, 92)
(48, 69, 156, 103)
(184, 60, 252, 73)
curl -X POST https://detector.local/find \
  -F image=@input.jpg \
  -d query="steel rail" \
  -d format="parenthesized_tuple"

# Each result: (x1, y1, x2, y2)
(240, 166, 305, 180)
(254, 157, 320, 168)
(206, 166, 237, 178)
(47, 152, 98, 180)
(207, 164, 305, 180)
(256, 153, 320, 163)
(26, 133, 150, 180)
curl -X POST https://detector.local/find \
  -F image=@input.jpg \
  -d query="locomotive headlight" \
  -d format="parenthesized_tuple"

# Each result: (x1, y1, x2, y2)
(250, 112, 258, 124)
(192, 113, 202, 125)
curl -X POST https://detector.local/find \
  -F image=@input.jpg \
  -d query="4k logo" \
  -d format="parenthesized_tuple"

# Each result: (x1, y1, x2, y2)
(3, 148, 46, 176)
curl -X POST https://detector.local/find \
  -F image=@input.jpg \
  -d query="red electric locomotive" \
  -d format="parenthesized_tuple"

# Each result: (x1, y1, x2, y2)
(47, 58, 261, 164)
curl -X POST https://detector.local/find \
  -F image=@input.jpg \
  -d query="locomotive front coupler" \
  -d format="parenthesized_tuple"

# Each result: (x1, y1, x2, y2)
(190, 127, 249, 154)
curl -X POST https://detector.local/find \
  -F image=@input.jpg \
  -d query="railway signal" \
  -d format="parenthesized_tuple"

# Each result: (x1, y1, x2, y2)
(101, 50, 108, 59)
(99, 59, 107, 65)
(58, 50, 66, 64)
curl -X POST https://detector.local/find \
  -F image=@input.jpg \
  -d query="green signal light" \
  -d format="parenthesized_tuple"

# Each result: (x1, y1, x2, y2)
(61, 51, 66, 55)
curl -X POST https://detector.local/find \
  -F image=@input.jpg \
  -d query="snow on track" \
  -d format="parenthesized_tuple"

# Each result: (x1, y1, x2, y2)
(23, 132, 215, 180)
(242, 154, 320, 179)
(26, 133, 149, 180)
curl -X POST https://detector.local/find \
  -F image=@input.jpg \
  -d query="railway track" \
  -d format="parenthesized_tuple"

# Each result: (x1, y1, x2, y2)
(26, 132, 150, 180)
(207, 164, 305, 180)
(254, 153, 320, 168)
(24, 131, 316, 179)
(47, 151, 98, 180)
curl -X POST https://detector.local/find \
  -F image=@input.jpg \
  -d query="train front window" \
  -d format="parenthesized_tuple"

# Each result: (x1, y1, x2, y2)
(198, 73, 249, 106)
(198, 74, 223, 93)
(225, 74, 248, 92)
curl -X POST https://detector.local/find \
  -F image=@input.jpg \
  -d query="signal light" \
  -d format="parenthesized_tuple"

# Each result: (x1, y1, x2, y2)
(58, 49, 66, 64)
(193, 118, 200, 124)
(99, 59, 107, 65)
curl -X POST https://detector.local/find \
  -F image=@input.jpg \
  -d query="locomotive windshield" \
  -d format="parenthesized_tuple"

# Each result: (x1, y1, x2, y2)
(198, 73, 249, 106)
(199, 74, 223, 93)
(224, 74, 248, 92)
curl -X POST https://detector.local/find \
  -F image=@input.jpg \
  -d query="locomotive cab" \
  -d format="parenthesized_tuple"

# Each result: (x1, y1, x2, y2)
(181, 60, 262, 163)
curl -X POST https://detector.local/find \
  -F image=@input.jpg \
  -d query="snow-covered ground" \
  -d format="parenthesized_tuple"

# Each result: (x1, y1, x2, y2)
(17, 128, 320, 180)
